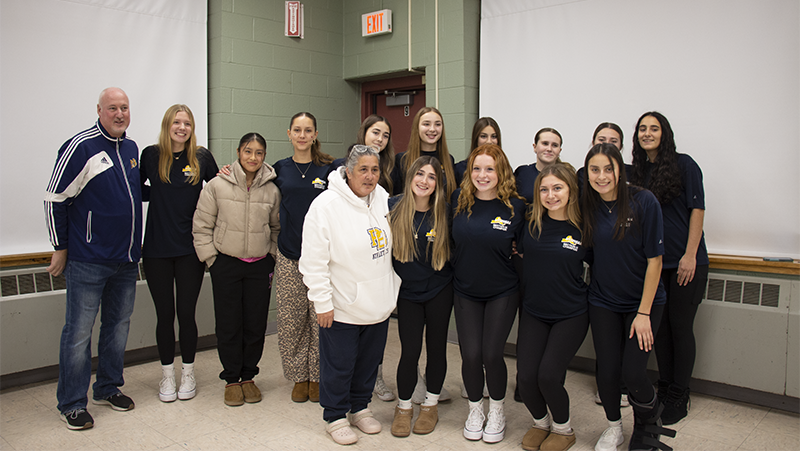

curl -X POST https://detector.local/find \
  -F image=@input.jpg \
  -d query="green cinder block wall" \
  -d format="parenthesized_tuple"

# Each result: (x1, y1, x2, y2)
(208, 0, 480, 320)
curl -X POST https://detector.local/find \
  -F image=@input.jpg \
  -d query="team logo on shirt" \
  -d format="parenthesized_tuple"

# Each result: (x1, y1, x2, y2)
(130, 158, 137, 169)
(426, 229, 436, 242)
(561, 235, 582, 252)
(311, 177, 327, 189)
(182, 165, 194, 177)
(368, 227, 389, 259)
(490, 216, 511, 231)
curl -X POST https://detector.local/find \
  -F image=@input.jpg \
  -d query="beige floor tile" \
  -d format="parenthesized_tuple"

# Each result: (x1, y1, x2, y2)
(677, 397, 770, 447)
(3, 319, 799, 451)
(738, 427, 800, 451)
(754, 408, 800, 438)
(180, 427, 269, 451)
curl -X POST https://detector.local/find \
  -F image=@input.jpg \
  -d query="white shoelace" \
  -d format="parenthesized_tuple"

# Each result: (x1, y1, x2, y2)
(465, 407, 485, 431)
(485, 409, 504, 433)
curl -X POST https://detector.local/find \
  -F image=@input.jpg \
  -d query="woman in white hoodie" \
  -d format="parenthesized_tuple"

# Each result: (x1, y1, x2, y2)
(299, 145, 401, 446)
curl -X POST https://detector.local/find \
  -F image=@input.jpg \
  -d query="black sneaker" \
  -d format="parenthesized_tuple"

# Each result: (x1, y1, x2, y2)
(61, 408, 94, 430)
(92, 392, 135, 411)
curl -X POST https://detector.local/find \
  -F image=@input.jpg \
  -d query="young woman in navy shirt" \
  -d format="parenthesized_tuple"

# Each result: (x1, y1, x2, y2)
(273, 112, 335, 404)
(629, 112, 708, 425)
(515, 128, 563, 205)
(454, 117, 502, 185)
(452, 144, 525, 444)
(583, 143, 674, 451)
(517, 163, 587, 451)
(140, 104, 218, 403)
(391, 107, 456, 198)
(387, 156, 453, 437)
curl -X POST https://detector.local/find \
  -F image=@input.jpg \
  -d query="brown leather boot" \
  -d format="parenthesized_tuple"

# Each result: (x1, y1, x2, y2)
(308, 381, 320, 402)
(413, 404, 438, 435)
(224, 383, 243, 406)
(391, 406, 413, 437)
(241, 380, 261, 403)
(292, 381, 309, 403)
(522, 427, 550, 450)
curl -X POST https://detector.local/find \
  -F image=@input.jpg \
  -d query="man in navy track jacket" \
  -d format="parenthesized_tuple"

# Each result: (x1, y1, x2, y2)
(44, 87, 142, 430)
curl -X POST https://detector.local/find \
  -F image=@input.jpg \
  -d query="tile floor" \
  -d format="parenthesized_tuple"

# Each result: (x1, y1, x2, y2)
(1, 319, 798, 450)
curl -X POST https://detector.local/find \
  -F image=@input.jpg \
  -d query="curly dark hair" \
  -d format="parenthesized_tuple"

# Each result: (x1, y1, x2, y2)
(630, 111, 682, 204)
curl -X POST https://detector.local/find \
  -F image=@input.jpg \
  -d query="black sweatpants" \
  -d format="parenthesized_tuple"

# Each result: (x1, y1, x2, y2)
(517, 310, 589, 423)
(655, 265, 708, 388)
(209, 253, 274, 384)
(454, 293, 518, 402)
(395, 282, 454, 400)
(590, 303, 664, 421)
(143, 254, 206, 365)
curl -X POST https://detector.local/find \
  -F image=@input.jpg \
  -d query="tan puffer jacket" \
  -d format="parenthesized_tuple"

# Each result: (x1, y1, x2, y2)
(192, 160, 280, 267)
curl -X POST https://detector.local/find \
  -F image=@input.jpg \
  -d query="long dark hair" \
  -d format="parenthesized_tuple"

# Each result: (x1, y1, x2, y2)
(470, 117, 502, 151)
(630, 111, 682, 204)
(289, 112, 334, 165)
(592, 122, 624, 150)
(357, 114, 394, 193)
(581, 143, 641, 245)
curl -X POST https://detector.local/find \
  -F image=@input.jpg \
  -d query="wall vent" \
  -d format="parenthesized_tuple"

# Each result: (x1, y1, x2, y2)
(1, 263, 146, 297)
(705, 277, 781, 308)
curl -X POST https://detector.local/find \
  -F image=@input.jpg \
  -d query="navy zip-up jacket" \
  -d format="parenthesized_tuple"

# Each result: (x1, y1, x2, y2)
(44, 121, 142, 263)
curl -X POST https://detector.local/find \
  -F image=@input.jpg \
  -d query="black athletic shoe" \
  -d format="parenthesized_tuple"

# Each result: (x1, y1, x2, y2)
(92, 392, 135, 411)
(61, 408, 94, 430)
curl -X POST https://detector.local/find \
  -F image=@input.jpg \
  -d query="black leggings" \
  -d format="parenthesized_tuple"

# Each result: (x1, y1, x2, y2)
(395, 283, 454, 400)
(655, 265, 708, 388)
(517, 310, 589, 423)
(454, 293, 518, 402)
(143, 254, 206, 365)
(590, 303, 664, 421)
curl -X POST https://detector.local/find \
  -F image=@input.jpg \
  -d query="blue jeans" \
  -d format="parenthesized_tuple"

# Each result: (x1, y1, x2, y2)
(57, 260, 138, 413)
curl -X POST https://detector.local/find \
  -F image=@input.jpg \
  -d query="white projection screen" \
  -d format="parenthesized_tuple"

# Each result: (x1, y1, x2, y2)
(0, 0, 207, 256)
(480, 0, 799, 259)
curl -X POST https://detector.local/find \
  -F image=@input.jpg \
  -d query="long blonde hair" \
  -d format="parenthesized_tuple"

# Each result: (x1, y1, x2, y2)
(388, 156, 450, 271)
(402, 107, 457, 199)
(157, 104, 200, 184)
(455, 144, 522, 218)
(527, 163, 581, 238)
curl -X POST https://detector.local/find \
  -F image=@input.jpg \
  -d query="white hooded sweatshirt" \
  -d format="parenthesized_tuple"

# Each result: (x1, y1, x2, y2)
(299, 167, 400, 325)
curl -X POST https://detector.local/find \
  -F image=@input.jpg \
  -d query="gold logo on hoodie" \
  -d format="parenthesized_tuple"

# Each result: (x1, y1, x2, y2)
(368, 227, 389, 259)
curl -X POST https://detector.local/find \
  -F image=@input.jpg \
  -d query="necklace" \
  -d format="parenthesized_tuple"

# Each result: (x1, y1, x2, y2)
(293, 159, 311, 178)
(414, 211, 428, 239)
(173, 150, 184, 160)
(603, 200, 618, 214)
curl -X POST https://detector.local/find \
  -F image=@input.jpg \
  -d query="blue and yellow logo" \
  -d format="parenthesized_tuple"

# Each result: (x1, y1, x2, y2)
(368, 227, 389, 259)
(491, 216, 511, 231)
(561, 235, 581, 252)
(311, 177, 326, 189)
(426, 229, 435, 242)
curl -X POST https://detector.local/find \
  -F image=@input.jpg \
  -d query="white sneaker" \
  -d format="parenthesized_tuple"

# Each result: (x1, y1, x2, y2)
(159, 368, 177, 402)
(373, 364, 395, 401)
(595, 425, 624, 451)
(483, 406, 505, 443)
(463, 403, 485, 440)
(178, 365, 196, 400)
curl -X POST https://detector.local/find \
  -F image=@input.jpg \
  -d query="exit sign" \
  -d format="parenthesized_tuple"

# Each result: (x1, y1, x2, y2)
(362, 9, 392, 37)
